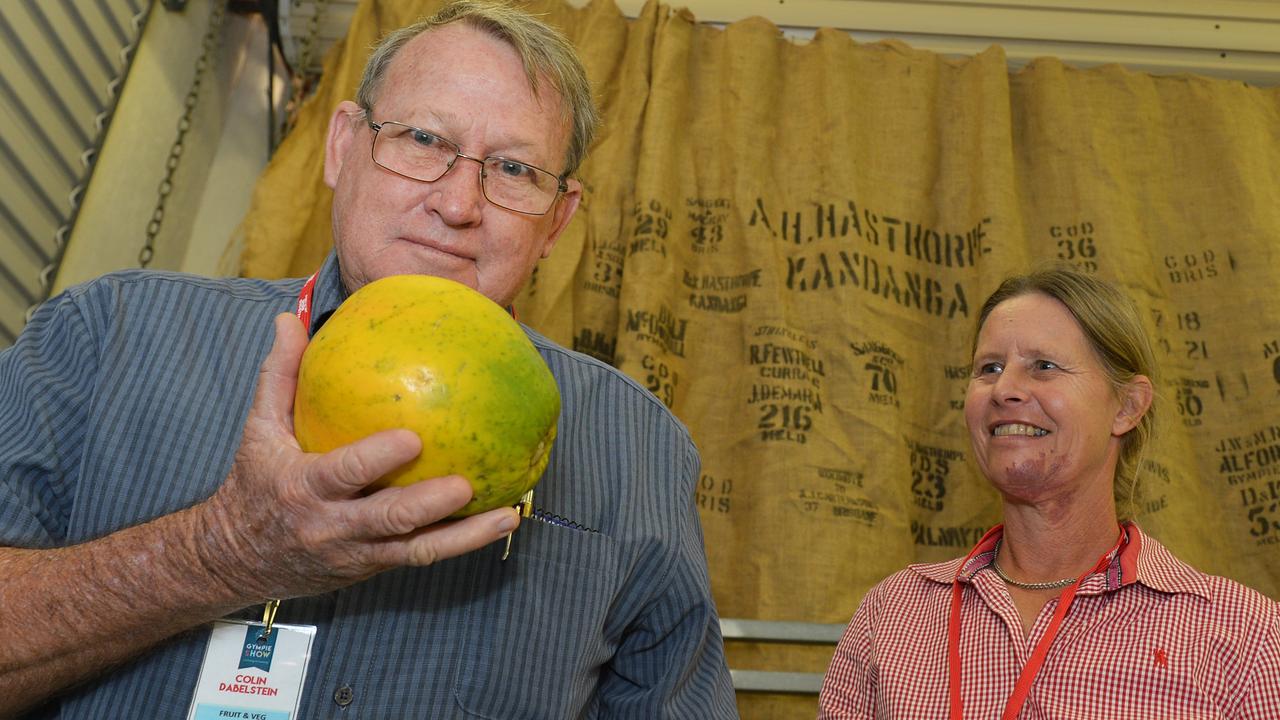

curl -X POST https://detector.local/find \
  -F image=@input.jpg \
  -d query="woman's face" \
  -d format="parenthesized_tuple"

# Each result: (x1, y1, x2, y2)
(964, 293, 1130, 506)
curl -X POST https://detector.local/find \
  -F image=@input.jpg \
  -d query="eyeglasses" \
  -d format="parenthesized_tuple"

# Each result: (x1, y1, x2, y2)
(365, 116, 568, 216)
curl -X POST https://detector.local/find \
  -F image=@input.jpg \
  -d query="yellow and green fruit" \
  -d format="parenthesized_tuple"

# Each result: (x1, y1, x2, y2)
(293, 274, 560, 516)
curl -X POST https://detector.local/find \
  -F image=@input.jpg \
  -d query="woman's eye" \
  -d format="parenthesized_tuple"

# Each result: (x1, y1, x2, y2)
(1035, 360, 1059, 371)
(977, 362, 1002, 376)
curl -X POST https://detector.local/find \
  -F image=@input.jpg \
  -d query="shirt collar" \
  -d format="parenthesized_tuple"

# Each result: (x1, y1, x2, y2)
(302, 252, 520, 333)
(909, 521, 1212, 600)
(305, 251, 348, 337)
(1124, 523, 1213, 599)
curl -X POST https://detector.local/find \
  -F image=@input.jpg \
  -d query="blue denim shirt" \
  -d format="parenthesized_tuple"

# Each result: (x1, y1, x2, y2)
(0, 252, 736, 719)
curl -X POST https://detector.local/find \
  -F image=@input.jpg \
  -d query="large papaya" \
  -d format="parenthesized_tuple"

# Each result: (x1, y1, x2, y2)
(293, 274, 560, 516)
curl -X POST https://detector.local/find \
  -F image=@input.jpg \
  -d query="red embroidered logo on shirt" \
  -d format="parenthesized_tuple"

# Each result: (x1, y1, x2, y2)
(1153, 648, 1168, 668)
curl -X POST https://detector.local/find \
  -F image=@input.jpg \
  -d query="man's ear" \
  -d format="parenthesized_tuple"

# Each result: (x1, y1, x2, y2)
(323, 100, 365, 190)
(538, 177, 582, 259)
(1113, 374, 1154, 436)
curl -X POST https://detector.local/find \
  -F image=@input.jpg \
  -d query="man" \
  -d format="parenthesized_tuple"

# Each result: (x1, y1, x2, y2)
(0, 2, 737, 717)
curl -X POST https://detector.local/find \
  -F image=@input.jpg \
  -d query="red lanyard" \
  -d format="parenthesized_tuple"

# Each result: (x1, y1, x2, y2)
(948, 526, 1123, 720)
(295, 271, 319, 328)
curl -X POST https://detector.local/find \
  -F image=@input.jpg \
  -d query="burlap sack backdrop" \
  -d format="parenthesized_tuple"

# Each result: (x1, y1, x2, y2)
(238, 0, 1280, 714)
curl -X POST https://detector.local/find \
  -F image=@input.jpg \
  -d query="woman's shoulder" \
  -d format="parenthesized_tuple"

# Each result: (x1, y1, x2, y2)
(1136, 529, 1279, 624)
(1193, 572, 1280, 623)
(855, 560, 959, 613)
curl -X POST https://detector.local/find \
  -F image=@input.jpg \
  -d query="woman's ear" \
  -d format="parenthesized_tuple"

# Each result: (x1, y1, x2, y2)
(1113, 374, 1154, 436)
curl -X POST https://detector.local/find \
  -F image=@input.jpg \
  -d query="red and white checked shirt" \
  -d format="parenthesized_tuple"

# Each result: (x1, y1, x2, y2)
(819, 523, 1280, 719)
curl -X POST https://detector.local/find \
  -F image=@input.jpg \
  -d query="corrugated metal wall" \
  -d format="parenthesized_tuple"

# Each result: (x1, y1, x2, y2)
(0, 0, 149, 347)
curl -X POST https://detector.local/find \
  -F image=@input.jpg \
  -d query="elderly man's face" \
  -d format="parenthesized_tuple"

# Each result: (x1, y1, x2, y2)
(323, 23, 580, 306)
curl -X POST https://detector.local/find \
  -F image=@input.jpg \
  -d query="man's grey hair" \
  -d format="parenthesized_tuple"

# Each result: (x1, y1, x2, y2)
(354, 0, 599, 177)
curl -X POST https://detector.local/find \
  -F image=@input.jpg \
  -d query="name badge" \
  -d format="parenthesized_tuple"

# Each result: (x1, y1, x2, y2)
(186, 620, 316, 720)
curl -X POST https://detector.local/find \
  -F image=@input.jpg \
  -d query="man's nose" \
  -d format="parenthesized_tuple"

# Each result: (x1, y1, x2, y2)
(428, 153, 487, 223)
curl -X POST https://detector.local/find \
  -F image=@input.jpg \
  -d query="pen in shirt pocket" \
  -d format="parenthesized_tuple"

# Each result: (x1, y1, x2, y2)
(501, 489, 598, 560)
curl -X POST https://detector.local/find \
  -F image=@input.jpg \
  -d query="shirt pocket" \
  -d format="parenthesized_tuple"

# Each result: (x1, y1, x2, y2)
(454, 517, 619, 719)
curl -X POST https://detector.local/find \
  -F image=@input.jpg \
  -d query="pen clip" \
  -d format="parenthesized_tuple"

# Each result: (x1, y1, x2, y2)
(501, 489, 535, 561)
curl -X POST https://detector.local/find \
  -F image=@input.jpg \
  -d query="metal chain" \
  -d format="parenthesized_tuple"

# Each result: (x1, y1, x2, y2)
(139, 0, 229, 268)
(295, 0, 330, 76)
(990, 539, 1078, 591)
(283, 0, 331, 137)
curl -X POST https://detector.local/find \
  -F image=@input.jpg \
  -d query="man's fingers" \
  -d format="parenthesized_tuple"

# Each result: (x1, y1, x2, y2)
(252, 313, 309, 432)
(394, 507, 521, 566)
(349, 473, 475, 537)
(310, 428, 424, 500)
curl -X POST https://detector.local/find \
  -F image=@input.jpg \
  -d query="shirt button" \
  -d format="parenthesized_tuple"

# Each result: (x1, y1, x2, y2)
(334, 685, 354, 707)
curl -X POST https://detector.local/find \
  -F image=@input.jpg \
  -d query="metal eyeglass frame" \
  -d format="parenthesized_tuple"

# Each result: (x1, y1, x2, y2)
(364, 115, 568, 216)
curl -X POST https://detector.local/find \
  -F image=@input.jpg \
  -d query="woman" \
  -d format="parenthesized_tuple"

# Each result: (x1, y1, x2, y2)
(819, 268, 1279, 719)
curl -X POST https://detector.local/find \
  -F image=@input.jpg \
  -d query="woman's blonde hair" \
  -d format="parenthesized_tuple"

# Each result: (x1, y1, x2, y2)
(354, 0, 599, 177)
(973, 267, 1158, 516)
